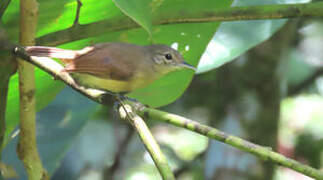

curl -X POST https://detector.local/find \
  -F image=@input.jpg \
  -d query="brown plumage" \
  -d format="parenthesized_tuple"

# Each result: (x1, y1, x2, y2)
(26, 43, 143, 81)
(25, 43, 195, 93)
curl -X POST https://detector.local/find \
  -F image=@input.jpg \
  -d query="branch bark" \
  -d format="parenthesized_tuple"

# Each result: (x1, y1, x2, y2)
(3, 2, 323, 179)
(36, 2, 323, 46)
(13, 46, 108, 104)
(117, 101, 175, 180)
(137, 107, 323, 180)
(288, 68, 323, 96)
(13, 46, 175, 179)
(11, 46, 323, 179)
(17, 0, 48, 179)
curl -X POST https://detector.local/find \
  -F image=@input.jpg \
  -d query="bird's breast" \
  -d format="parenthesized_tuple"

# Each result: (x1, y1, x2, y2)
(71, 72, 158, 93)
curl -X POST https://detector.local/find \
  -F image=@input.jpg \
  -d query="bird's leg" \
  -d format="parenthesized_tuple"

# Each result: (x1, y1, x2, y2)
(124, 96, 139, 103)
(115, 94, 147, 113)
(114, 92, 139, 103)
(113, 93, 127, 111)
(111, 93, 147, 119)
(113, 100, 121, 113)
(114, 94, 134, 120)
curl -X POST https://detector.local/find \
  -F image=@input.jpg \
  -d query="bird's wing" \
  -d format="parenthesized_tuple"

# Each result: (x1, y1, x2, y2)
(64, 45, 134, 81)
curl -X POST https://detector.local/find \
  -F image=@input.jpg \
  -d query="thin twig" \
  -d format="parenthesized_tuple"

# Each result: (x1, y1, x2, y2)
(72, 0, 82, 26)
(10, 46, 323, 179)
(0, 0, 11, 19)
(36, 2, 323, 46)
(117, 101, 175, 180)
(13, 46, 109, 104)
(12, 46, 175, 179)
(137, 107, 323, 180)
(288, 68, 323, 96)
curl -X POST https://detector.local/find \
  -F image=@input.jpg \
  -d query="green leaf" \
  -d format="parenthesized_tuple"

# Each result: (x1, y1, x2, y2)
(78, 0, 123, 24)
(196, 0, 310, 74)
(128, 23, 221, 107)
(3, 87, 98, 177)
(2, 0, 233, 145)
(117, 0, 233, 106)
(5, 70, 65, 145)
(1, 0, 77, 41)
(53, 22, 219, 107)
(2, 0, 119, 145)
(112, 0, 153, 36)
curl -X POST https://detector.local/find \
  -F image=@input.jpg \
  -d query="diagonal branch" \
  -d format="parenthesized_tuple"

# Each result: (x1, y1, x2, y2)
(13, 45, 175, 179)
(13, 46, 109, 104)
(288, 68, 323, 96)
(117, 100, 175, 180)
(0, 0, 11, 19)
(136, 107, 323, 180)
(11, 45, 323, 180)
(36, 2, 323, 46)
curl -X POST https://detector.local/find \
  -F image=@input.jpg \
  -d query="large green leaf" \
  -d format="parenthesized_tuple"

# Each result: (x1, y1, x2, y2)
(5, 71, 65, 145)
(2, 0, 85, 144)
(2, 0, 228, 146)
(52, 0, 233, 106)
(112, 0, 152, 35)
(128, 23, 220, 106)
(2, 87, 98, 178)
(54, 21, 222, 106)
(196, 0, 310, 74)
(1, 0, 99, 145)
(2, 0, 76, 40)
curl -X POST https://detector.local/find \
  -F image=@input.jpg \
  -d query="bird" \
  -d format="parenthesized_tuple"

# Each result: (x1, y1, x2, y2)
(25, 43, 195, 94)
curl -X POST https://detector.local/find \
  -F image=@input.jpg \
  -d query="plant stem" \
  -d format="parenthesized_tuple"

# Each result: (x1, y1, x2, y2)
(118, 103, 175, 180)
(17, 0, 48, 179)
(137, 107, 323, 180)
(36, 2, 323, 46)
(288, 68, 323, 96)
(0, 0, 11, 19)
(11, 47, 323, 180)
(159, 2, 323, 24)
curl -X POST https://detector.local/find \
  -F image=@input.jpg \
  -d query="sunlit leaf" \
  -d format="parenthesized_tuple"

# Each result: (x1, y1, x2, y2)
(112, 0, 152, 35)
(197, 0, 310, 74)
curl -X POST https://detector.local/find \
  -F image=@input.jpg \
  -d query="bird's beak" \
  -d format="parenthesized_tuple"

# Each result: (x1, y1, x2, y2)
(178, 62, 196, 71)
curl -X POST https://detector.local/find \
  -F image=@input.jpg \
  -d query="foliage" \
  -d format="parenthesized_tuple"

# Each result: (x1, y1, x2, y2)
(1, 0, 322, 179)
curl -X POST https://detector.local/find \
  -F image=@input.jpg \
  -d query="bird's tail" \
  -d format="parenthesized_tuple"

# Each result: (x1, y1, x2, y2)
(25, 46, 79, 60)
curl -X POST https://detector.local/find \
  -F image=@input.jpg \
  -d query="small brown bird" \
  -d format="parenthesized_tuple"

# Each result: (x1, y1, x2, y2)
(25, 43, 195, 93)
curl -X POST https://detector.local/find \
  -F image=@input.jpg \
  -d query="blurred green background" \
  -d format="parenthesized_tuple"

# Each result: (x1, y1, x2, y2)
(1, 0, 323, 179)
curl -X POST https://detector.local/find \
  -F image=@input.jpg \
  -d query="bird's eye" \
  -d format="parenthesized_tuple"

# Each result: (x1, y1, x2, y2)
(165, 54, 172, 60)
